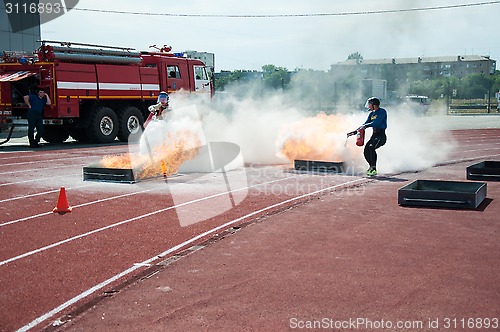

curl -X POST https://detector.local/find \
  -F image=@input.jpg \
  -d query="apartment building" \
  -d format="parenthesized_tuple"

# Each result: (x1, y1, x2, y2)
(331, 55, 496, 81)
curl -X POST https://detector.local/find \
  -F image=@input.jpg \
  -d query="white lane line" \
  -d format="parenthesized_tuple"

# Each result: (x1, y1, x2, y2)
(0, 155, 96, 167)
(459, 139, 500, 143)
(0, 175, 296, 264)
(0, 174, 76, 187)
(0, 184, 93, 203)
(0, 164, 84, 175)
(1, 211, 58, 228)
(0, 187, 158, 228)
(454, 147, 500, 154)
(0, 211, 160, 267)
(435, 153, 500, 166)
(456, 140, 500, 145)
(17, 265, 142, 332)
(0, 152, 66, 160)
(0, 148, 128, 163)
(0, 145, 128, 160)
(17, 177, 366, 332)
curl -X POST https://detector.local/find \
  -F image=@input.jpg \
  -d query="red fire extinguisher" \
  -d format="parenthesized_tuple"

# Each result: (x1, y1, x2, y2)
(356, 128, 365, 146)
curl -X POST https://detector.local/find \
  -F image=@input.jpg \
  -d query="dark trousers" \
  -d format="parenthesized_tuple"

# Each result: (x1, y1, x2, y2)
(363, 131, 387, 168)
(27, 111, 44, 145)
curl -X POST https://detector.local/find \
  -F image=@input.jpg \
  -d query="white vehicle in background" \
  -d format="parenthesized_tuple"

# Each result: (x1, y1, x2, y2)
(404, 95, 430, 114)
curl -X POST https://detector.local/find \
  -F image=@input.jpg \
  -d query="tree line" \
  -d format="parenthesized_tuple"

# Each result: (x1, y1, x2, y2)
(214, 62, 500, 108)
(409, 74, 500, 100)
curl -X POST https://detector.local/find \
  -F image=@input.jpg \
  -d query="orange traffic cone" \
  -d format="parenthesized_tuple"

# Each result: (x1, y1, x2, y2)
(53, 186, 72, 215)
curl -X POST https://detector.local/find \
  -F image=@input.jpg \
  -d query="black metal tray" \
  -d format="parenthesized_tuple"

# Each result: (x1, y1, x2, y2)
(83, 167, 136, 183)
(398, 179, 487, 209)
(294, 160, 344, 173)
(466, 161, 500, 181)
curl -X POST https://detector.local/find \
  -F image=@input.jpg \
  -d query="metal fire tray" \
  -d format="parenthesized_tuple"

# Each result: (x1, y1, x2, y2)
(83, 167, 136, 183)
(398, 180, 487, 209)
(466, 161, 500, 181)
(294, 160, 344, 173)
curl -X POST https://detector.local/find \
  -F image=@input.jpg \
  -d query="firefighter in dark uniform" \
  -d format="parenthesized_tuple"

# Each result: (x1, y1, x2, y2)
(348, 97, 387, 176)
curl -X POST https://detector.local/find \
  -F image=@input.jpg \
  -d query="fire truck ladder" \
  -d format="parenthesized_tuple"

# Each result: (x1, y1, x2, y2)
(38, 40, 142, 64)
(38, 40, 137, 51)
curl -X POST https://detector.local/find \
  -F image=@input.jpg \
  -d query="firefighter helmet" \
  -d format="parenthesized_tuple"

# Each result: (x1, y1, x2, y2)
(157, 91, 169, 105)
(365, 97, 380, 108)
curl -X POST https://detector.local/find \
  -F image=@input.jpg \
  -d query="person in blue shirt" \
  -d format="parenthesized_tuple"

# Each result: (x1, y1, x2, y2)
(23, 87, 51, 148)
(347, 97, 387, 176)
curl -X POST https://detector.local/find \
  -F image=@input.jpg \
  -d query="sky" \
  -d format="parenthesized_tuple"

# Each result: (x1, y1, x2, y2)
(40, 0, 500, 72)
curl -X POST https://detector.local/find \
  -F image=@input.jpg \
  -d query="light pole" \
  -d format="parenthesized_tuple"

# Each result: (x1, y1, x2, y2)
(487, 75, 492, 113)
(447, 80, 451, 115)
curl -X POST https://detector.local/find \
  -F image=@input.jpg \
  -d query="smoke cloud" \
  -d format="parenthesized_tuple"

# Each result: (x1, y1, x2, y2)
(164, 83, 457, 175)
(173, 86, 305, 164)
(377, 105, 458, 174)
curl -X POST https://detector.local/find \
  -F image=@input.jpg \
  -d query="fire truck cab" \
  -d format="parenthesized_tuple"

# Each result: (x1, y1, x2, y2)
(0, 41, 213, 144)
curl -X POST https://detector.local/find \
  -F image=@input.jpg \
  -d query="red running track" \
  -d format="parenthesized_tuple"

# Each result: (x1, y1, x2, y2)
(0, 128, 499, 331)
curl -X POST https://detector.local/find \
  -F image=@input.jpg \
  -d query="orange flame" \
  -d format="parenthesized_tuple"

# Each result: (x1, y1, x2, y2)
(277, 112, 354, 162)
(100, 130, 201, 179)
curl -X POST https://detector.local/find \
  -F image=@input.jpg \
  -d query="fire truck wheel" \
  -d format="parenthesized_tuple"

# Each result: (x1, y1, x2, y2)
(117, 106, 144, 142)
(42, 125, 70, 143)
(87, 107, 119, 143)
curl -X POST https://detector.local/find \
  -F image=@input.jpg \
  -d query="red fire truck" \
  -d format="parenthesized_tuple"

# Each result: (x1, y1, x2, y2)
(0, 41, 213, 144)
